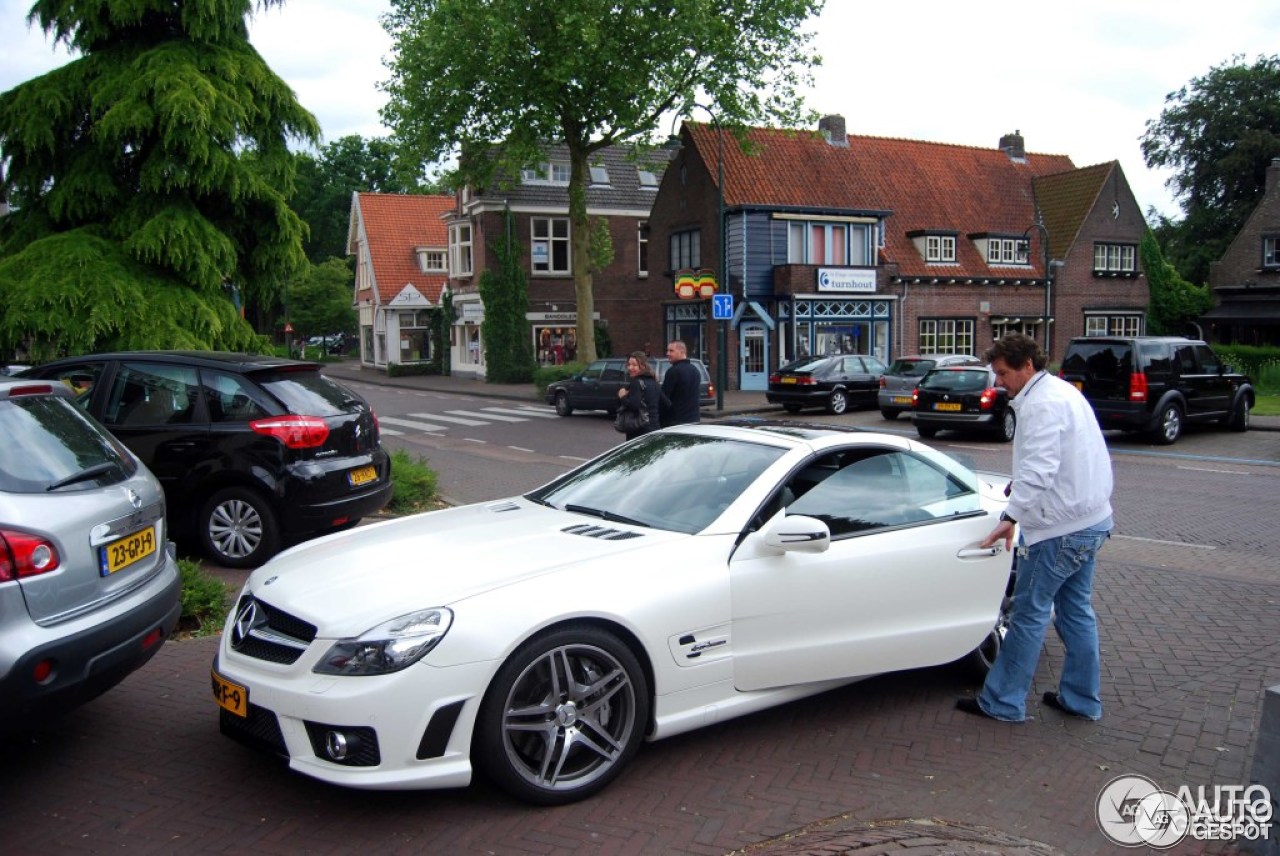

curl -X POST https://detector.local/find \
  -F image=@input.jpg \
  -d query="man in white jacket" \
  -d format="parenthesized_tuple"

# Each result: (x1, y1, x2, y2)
(956, 334, 1114, 722)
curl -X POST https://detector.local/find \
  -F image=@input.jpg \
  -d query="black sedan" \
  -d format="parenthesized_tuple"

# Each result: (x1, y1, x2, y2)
(766, 354, 886, 415)
(912, 365, 1015, 442)
(546, 357, 713, 416)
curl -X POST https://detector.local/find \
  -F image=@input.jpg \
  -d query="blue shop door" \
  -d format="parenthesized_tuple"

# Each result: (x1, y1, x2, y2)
(740, 322, 768, 391)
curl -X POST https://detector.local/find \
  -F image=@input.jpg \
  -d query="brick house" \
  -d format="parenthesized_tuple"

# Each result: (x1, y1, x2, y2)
(648, 116, 1150, 391)
(346, 192, 454, 370)
(1204, 157, 1280, 346)
(442, 143, 673, 377)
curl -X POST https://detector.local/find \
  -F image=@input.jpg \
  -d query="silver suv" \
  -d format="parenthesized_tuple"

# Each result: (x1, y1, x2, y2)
(0, 377, 181, 729)
(878, 353, 983, 419)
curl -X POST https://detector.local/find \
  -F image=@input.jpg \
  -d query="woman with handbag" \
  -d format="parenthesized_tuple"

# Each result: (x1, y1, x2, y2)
(615, 351, 661, 441)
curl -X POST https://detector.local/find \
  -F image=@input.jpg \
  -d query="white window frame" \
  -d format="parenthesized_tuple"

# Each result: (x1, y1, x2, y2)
(449, 223, 473, 277)
(918, 318, 974, 354)
(638, 220, 649, 277)
(417, 249, 446, 273)
(531, 217, 571, 275)
(1263, 235, 1279, 268)
(925, 234, 956, 263)
(520, 161, 572, 186)
(987, 238, 1030, 265)
(1085, 313, 1143, 336)
(1093, 242, 1137, 273)
(589, 164, 610, 185)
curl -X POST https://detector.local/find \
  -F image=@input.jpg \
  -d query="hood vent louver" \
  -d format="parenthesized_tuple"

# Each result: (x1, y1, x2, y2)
(486, 501, 522, 513)
(561, 523, 644, 541)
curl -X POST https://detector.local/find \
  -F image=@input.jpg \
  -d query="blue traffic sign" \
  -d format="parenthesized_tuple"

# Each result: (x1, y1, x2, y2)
(712, 293, 734, 320)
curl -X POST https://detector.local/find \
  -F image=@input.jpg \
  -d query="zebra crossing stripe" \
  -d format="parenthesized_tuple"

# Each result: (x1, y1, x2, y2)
(378, 416, 448, 432)
(408, 412, 488, 426)
(444, 410, 529, 423)
(483, 406, 559, 418)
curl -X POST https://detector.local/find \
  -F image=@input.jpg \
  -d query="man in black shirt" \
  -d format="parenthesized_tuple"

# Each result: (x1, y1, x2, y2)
(660, 340, 701, 427)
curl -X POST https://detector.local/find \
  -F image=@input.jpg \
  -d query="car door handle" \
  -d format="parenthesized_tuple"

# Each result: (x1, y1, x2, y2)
(957, 546, 1002, 559)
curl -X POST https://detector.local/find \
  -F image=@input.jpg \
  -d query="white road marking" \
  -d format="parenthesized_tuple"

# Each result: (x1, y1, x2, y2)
(1112, 534, 1217, 550)
(378, 416, 448, 432)
(1177, 465, 1252, 475)
(445, 409, 530, 422)
(485, 406, 559, 418)
(508, 446, 535, 453)
(409, 412, 489, 426)
(379, 427, 404, 436)
(560, 455, 591, 462)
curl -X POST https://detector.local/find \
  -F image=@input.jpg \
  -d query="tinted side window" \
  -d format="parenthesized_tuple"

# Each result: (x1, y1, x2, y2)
(33, 362, 104, 411)
(600, 361, 626, 382)
(106, 363, 199, 426)
(202, 370, 270, 423)
(1140, 343, 1171, 374)
(787, 451, 978, 536)
(1172, 346, 1197, 374)
(581, 361, 607, 381)
(1193, 345, 1220, 373)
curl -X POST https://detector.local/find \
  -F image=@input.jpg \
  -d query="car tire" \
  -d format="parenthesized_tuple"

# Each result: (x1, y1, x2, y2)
(880, 408, 898, 421)
(554, 391, 573, 417)
(783, 404, 802, 414)
(1149, 402, 1183, 445)
(199, 486, 281, 569)
(827, 389, 849, 415)
(915, 424, 938, 439)
(1224, 396, 1250, 432)
(995, 409, 1016, 443)
(474, 625, 650, 805)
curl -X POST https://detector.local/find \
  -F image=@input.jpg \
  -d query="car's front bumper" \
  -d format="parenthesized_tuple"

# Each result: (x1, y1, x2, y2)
(212, 644, 497, 790)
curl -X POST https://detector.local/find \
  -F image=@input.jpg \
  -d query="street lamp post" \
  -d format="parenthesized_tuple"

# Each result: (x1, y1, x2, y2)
(1023, 216, 1054, 357)
(687, 104, 727, 411)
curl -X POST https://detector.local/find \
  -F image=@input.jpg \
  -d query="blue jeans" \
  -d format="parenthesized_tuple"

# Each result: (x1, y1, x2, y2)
(977, 519, 1112, 721)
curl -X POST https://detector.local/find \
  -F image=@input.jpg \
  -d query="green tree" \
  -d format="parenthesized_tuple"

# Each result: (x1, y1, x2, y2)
(382, 0, 825, 364)
(0, 0, 318, 359)
(1141, 54, 1280, 284)
(292, 134, 442, 264)
(1140, 230, 1213, 335)
(285, 257, 357, 340)
(479, 210, 536, 383)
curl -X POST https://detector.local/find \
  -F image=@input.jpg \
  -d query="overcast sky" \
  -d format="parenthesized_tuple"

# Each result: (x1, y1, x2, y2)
(3, 0, 1278, 219)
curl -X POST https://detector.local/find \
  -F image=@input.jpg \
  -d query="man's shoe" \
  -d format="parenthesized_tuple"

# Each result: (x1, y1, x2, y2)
(955, 697, 996, 720)
(1042, 691, 1091, 719)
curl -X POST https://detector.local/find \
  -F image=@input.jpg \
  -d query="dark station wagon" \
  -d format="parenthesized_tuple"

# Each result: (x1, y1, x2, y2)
(546, 357, 714, 416)
(912, 365, 1015, 442)
(20, 352, 392, 568)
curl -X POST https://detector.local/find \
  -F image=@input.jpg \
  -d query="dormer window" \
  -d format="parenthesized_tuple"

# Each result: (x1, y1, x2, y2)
(589, 164, 610, 186)
(416, 248, 446, 273)
(637, 169, 659, 190)
(926, 235, 956, 263)
(520, 161, 571, 186)
(1264, 235, 1279, 269)
(987, 237, 1029, 265)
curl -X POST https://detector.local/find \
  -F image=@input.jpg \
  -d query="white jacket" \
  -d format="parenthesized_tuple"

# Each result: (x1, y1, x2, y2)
(1005, 371, 1113, 545)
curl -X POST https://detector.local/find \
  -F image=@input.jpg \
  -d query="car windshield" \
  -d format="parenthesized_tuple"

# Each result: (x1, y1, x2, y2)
(919, 369, 991, 393)
(0, 395, 136, 493)
(527, 433, 787, 534)
(256, 370, 364, 417)
(886, 359, 935, 377)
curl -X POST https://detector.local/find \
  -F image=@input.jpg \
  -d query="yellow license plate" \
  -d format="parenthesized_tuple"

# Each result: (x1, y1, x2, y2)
(780, 376, 797, 384)
(348, 465, 377, 487)
(1071, 380, 1084, 391)
(211, 669, 248, 718)
(891, 395, 912, 404)
(99, 525, 156, 576)
(933, 402, 963, 412)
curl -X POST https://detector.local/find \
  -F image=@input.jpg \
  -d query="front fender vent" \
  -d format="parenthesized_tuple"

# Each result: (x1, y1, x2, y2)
(561, 524, 644, 541)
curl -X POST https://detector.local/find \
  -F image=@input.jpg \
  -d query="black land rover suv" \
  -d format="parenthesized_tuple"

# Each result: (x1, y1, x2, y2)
(1058, 336, 1253, 445)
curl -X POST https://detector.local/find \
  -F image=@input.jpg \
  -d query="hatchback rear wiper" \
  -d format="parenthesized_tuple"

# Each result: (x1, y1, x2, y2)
(46, 461, 121, 491)
(563, 504, 651, 528)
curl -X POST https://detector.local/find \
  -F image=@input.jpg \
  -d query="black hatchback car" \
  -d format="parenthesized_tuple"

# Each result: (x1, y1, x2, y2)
(766, 354, 887, 415)
(912, 365, 1015, 442)
(19, 352, 392, 568)
(546, 357, 714, 416)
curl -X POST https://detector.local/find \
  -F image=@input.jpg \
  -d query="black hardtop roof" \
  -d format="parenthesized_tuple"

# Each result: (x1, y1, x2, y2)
(30, 351, 319, 373)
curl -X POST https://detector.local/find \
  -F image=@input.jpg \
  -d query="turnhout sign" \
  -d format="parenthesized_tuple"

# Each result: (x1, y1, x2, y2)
(817, 268, 876, 292)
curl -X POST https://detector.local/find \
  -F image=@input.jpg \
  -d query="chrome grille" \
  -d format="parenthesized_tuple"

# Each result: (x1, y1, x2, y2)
(230, 595, 318, 665)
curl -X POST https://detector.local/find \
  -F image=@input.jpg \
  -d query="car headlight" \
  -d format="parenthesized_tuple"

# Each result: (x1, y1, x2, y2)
(313, 608, 453, 676)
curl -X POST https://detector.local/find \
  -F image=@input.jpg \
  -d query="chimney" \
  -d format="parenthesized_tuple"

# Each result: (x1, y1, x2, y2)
(999, 130, 1026, 160)
(1268, 157, 1280, 194)
(818, 114, 848, 147)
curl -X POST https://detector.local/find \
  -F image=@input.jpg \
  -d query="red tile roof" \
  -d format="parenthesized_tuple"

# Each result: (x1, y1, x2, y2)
(686, 123, 1077, 278)
(350, 192, 454, 305)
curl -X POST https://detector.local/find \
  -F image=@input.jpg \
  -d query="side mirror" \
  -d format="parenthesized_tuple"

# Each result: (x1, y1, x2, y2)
(1220, 363, 1232, 375)
(763, 514, 831, 554)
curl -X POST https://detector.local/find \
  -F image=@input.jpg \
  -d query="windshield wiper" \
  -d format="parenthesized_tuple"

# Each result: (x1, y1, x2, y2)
(563, 504, 651, 528)
(46, 461, 121, 491)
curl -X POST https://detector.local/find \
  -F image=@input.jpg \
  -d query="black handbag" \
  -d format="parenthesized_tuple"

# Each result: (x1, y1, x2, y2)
(614, 381, 651, 433)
